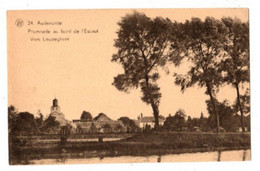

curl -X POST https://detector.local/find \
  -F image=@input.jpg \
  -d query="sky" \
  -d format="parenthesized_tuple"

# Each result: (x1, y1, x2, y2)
(7, 9, 249, 121)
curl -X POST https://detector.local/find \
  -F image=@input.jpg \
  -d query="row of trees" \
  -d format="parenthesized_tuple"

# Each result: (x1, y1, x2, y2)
(8, 107, 141, 135)
(8, 103, 249, 135)
(164, 107, 250, 133)
(112, 12, 249, 132)
(8, 105, 65, 135)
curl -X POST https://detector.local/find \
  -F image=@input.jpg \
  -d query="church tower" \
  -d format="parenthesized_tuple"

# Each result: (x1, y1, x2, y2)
(50, 98, 60, 113)
(48, 98, 69, 127)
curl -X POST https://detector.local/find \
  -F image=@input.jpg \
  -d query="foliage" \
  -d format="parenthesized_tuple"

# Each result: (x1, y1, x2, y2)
(112, 12, 179, 129)
(80, 110, 93, 120)
(102, 123, 112, 133)
(8, 106, 46, 135)
(174, 17, 226, 91)
(60, 123, 72, 135)
(42, 116, 60, 133)
(220, 17, 249, 132)
(12, 112, 37, 135)
(173, 17, 228, 133)
(186, 116, 193, 130)
(115, 124, 124, 133)
(244, 114, 250, 131)
(233, 88, 250, 115)
(118, 116, 140, 132)
(198, 113, 208, 132)
(186, 115, 208, 132)
(35, 110, 44, 133)
(163, 109, 187, 131)
(221, 17, 249, 85)
(175, 109, 187, 118)
(206, 100, 240, 132)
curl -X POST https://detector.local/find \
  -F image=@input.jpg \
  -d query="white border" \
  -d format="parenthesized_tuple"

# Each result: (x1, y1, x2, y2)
(0, 0, 259, 171)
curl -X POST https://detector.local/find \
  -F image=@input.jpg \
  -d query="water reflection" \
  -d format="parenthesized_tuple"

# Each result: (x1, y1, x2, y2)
(30, 149, 250, 164)
(243, 150, 247, 161)
(38, 138, 123, 143)
(157, 155, 161, 163)
(217, 150, 221, 162)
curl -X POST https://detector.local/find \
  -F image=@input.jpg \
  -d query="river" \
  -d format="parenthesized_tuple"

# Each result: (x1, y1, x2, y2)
(29, 149, 250, 165)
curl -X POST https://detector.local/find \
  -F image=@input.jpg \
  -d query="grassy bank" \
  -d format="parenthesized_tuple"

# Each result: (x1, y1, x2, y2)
(9, 132, 250, 164)
(125, 132, 251, 148)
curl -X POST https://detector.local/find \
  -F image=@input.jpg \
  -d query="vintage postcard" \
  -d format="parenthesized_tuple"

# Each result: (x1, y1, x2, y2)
(7, 9, 250, 165)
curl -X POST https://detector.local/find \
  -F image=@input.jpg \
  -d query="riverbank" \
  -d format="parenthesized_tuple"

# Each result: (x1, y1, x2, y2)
(9, 132, 250, 164)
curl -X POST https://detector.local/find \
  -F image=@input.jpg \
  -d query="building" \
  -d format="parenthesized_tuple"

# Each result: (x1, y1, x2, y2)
(72, 120, 96, 133)
(73, 113, 125, 133)
(48, 98, 71, 126)
(136, 113, 165, 129)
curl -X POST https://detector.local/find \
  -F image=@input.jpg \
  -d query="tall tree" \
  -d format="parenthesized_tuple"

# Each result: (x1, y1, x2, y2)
(112, 12, 177, 129)
(232, 88, 250, 115)
(206, 99, 240, 132)
(173, 17, 226, 133)
(221, 18, 249, 132)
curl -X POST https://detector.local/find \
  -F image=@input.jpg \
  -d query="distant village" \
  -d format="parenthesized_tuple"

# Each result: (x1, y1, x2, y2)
(46, 98, 249, 134)
(8, 97, 250, 137)
(47, 98, 165, 134)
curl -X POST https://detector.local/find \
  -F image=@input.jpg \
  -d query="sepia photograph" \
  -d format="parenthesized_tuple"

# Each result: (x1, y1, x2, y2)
(7, 9, 250, 165)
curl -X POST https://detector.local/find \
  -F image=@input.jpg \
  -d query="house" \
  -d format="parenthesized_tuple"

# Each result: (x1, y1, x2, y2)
(92, 113, 125, 133)
(136, 113, 165, 129)
(73, 119, 96, 133)
(73, 113, 125, 133)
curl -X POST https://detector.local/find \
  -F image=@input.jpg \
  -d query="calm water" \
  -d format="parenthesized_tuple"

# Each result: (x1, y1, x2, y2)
(29, 149, 250, 165)
(38, 138, 123, 143)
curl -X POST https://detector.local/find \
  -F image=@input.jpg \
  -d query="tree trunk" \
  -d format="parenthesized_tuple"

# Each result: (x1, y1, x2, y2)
(150, 98, 159, 130)
(145, 76, 160, 130)
(235, 83, 245, 132)
(206, 82, 220, 133)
